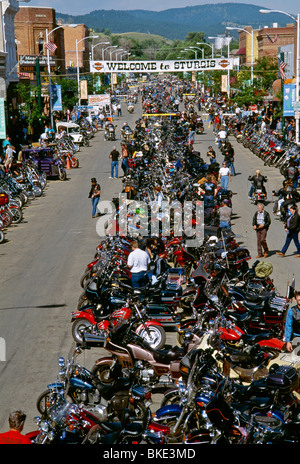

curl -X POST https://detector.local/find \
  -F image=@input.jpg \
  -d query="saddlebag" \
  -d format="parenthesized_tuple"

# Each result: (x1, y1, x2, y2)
(266, 365, 299, 394)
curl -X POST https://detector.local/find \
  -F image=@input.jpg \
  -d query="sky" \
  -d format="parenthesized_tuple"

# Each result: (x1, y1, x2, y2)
(25, 0, 299, 16)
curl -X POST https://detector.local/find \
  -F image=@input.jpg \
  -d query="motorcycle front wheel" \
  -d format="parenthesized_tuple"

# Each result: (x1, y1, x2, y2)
(10, 207, 23, 224)
(58, 168, 67, 181)
(136, 325, 166, 350)
(71, 318, 93, 344)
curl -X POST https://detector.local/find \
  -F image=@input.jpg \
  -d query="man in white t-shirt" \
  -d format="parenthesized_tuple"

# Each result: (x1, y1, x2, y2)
(127, 240, 150, 288)
(217, 127, 227, 149)
(218, 161, 231, 190)
(4, 145, 15, 169)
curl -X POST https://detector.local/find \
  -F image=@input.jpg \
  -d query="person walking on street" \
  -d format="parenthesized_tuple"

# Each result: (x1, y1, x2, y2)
(284, 291, 300, 353)
(89, 178, 101, 218)
(276, 204, 300, 257)
(218, 161, 231, 190)
(225, 142, 235, 176)
(252, 203, 271, 258)
(219, 199, 232, 230)
(121, 143, 129, 176)
(0, 410, 32, 444)
(206, 146, 216, 164)
(217, 126, 227, 150)
(127, 240, 150, 288)
(117, 102, 122, 117)
(109, 146, 120, 179)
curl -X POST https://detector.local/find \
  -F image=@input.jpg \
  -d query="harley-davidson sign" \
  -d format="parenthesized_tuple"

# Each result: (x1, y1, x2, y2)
(90, 59, 233, 74)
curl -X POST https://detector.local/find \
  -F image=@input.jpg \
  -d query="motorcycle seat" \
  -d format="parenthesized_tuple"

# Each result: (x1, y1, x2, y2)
(153, 345, 185, 364)
(100, 421, 123, 434)
(122, 422, 144, 437)
(233, 396, 273, 416)
(99, 421, 143, 437)
(97, 377, 131, 399)
(241, 332, 275, 345)
(240, 292, 266, 304)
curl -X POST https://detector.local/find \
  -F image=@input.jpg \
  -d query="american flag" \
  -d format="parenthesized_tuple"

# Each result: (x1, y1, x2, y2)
(278, 58, 287, 80)
(44, 41, 57, 53)
(267, 34, 278, 43)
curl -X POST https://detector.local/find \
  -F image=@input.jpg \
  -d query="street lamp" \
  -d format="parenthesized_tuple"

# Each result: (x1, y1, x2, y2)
(122, 52, 131, 60)
(226, 26, 254, 85)
(102, 45, 114, 60)
(91, 41, 110, 61)
(76, 35, 98, 105)
(259, 9, 300, 145)
(109, 46, 118, 60)
(184, 48, 197, 58)
(197, 42, 214, 58)
(113, 49, 124, 60)
(190, 46, 204, 59)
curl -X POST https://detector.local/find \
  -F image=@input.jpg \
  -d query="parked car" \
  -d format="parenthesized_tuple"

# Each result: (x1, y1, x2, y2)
(56, 122, 83, 145)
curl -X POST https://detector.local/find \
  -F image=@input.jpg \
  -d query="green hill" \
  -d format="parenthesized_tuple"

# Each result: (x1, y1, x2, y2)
(57, 3, 291, 40)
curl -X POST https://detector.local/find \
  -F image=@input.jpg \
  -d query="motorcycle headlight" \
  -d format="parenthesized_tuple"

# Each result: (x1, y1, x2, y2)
(40, 420, 50, 433)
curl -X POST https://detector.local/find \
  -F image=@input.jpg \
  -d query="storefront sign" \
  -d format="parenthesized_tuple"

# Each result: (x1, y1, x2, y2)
(90, 59, 233, 74)
(88, 94, 111, 107)
(19, 55, 57, 73)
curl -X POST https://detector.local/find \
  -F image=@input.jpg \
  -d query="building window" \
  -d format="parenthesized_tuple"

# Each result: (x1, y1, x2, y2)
(38, 38, 43, 54)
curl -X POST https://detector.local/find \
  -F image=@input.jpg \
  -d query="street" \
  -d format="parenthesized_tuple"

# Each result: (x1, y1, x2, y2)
(0, 98, 299, 434)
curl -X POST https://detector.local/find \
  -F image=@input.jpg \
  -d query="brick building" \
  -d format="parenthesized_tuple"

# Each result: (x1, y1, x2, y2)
(235, 23, 296, 70)
(235, 27, 259, 67)
(14, 6, 65, 79)
(60, 23, 90, 74)
(257, 23, 296, 61)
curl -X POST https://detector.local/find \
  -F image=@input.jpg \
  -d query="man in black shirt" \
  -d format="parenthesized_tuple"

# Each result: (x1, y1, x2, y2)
(109, 146, 120, 179)
(88, 177, 101, 217)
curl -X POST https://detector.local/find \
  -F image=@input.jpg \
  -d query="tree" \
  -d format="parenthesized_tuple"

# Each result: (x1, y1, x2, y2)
(55, 78, 78, 111)
(185, 32, 206, 44)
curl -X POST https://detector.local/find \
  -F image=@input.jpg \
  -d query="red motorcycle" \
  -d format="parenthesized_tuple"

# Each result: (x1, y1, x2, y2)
(71, 299, 166, 349)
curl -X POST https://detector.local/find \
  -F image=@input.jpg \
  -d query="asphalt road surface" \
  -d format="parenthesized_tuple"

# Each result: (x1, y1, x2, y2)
(0, 97, 298, 434)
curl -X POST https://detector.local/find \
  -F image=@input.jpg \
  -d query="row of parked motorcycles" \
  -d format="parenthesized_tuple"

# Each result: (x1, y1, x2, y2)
(27, 83, 300, 445)
(0, 155, 47, 243)
(233, 117, 300, 178)
(0, 115, 97, 243)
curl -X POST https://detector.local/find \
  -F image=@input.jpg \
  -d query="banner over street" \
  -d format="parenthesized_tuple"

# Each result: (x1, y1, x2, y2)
(90, 59, 233, 74)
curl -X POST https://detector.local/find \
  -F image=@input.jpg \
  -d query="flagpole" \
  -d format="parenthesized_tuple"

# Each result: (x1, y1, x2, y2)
(45, 25, 64, 131)
(45, 29, 54, 130)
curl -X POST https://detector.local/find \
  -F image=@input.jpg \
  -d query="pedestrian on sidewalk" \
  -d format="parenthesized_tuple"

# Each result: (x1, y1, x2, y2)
(88, 178, 101, 218)
(218, 161, 231, 190)
(109, 146, 120, 179)
(252, 203, 271, 258)
(276, 204, 300, 257)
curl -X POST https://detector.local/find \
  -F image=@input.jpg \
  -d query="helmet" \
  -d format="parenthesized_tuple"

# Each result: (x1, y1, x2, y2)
(208, 235, 218, 246)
